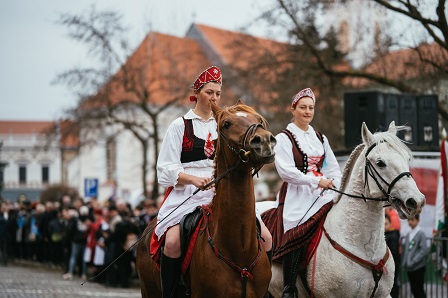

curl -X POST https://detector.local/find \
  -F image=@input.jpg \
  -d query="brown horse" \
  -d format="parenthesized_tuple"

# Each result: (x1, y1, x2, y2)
(136, 100, 276, 297)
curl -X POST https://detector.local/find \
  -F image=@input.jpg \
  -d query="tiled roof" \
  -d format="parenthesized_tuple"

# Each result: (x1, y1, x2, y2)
(194, 24, 288, 69)
(0, 121, 53, 134)
(351, 43, 448, 87)
(0, 120, 79, 148)
(87, 32, 213, 108)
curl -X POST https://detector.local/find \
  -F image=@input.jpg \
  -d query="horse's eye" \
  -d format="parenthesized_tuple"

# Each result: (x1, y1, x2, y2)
(222, 121, 231, 129)
(376, 160, 386, 168)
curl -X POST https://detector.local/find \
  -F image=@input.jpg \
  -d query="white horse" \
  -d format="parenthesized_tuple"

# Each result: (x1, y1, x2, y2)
(263, 122, 426, 298)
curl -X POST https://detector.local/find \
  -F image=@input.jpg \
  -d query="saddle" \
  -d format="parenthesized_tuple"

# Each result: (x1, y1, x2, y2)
(179, 206, 204, 273)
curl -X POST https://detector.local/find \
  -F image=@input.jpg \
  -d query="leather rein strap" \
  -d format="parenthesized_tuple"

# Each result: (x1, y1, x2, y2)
(203, 208, 262, 298)
(322, 226, 389, 298)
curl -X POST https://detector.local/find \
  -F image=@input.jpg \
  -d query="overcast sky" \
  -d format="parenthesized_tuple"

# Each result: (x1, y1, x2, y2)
(0, 0, 273, 121)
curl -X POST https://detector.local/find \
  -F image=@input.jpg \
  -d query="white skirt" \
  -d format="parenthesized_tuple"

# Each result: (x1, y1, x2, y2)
(155, 167, 214, 240)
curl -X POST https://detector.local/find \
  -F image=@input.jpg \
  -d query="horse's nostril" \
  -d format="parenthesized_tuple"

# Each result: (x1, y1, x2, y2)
(405, 198, 417, 210)
(270, 135, 277, 147)
(249, 135, 262, 148)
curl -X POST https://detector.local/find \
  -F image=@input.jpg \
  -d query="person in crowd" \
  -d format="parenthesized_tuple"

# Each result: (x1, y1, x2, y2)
(62, 205, 90, 280)
(105, 209, 139, 288)
(61, 206, 76, 273)
(385, 213, 400, 298)
(14, 197, 32, 260)
(137, 199, 158, 234)
(402, 214, 428, 298)
(265, 87, 342, 298)
(48, 207, 66, 269)
(103, 203, 122, 286)
(0, 202, 8, 266)
(6, 202, 18, 262)
(385, 206, 401, 232)
(84, 208, 104, 271)
(94, 217, 109, 284)
(39, 201, 58, 265)
(151, 66, 273, 297)
(28, 203, 45, 262)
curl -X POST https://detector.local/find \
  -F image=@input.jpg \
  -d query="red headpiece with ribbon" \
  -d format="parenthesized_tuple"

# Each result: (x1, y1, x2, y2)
(291, 87, 316, 108)
(190, 66, 222, 101)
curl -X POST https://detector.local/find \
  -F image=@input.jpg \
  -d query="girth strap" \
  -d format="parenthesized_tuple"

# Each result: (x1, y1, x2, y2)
(322, 226, 389, 298)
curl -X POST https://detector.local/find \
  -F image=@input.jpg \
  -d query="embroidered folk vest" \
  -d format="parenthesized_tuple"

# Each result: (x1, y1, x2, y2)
(180, 117, 216, 163)
(281, 129, 325, 174)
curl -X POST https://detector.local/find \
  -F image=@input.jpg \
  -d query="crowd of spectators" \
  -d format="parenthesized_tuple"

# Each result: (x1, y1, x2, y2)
(0, 194, 159, 288)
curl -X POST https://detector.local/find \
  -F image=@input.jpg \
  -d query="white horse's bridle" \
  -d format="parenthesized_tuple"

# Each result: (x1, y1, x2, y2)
(331, 141, 412, 204)
(363, 141, 413, 202)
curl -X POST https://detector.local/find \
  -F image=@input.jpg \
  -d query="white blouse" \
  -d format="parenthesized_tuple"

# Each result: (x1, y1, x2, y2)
(155, 109, 218, 239)
(274, 123, 342, 232)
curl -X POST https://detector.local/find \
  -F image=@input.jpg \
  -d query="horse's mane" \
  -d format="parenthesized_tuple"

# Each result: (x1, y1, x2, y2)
(335, 126, 412, 203)
(336, 143, 365, 203)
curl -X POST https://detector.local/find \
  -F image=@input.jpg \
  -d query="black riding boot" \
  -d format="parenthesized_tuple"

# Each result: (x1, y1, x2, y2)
(281, 248, 302, 298)
(160, 253, 181, 298)
(263, 250, 273, 298)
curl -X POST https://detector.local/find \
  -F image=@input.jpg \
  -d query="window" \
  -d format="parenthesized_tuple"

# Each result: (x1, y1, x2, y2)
(19, 165, 27, 184)
(42, 165, 49, 183)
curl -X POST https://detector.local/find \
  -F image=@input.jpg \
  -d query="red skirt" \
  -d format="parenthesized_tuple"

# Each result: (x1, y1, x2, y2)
(261, 182, 332, 260)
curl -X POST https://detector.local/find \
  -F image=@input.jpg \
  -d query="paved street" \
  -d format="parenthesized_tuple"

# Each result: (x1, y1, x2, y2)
(0, 261, 141, 298)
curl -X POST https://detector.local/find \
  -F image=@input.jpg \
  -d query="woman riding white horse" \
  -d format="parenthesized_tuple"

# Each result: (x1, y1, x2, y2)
(260, 121, 425, 297)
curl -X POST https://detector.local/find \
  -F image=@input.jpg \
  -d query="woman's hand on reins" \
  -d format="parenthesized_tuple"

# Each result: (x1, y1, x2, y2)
(318, 178, 334, 190)
(178, 172, 212, 190)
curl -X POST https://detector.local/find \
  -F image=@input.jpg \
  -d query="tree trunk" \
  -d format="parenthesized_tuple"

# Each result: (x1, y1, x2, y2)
(151, 115, 160, 200)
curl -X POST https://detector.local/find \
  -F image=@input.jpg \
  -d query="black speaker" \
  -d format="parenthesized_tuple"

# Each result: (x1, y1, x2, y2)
(416, 95, 439, 150)
(397, 94, 419, 147)
(344, 91, 400, 148)
(344, 91, 439, 151)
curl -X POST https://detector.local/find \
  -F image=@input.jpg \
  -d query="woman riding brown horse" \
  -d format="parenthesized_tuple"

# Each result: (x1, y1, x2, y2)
(136, 100, 276, 297)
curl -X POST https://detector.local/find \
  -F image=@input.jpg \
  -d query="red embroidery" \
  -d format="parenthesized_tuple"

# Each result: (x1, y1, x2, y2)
(204, 132, 214, 158)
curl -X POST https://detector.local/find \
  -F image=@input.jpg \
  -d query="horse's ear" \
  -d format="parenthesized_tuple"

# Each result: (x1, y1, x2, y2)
(361, 122, 374, 144)
(388, 121, 397, 135)
(236, 99, 245, 105)
(210, 99, 221, 117)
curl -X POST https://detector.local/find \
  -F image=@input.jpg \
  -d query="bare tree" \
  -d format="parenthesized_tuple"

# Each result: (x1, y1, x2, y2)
(53, 7, 204, 200)
(219, 3, 347, 149)
(254, 0, 448, 122)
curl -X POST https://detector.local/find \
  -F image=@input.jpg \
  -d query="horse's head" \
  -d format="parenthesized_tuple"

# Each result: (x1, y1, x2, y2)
(361, 121, 425, 219)
(211, 99, 276, 167)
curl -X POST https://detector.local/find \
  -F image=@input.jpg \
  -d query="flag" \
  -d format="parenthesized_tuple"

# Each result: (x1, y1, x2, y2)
(434, 136, 447, 237)
(432, 130, 447, 281)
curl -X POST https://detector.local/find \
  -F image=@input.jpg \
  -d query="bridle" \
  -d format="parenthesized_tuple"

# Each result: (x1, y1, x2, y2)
(331, 141, 412, 203)
(219, 122, 265, 163)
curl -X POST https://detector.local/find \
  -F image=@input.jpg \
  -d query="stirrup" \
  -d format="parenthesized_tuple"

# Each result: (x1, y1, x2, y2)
(281, 285, 298, 298)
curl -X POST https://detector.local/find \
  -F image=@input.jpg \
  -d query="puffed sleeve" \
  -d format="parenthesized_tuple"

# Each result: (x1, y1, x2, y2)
(321, 135, 342, 189)
(157, 118, 185, 188)
(274, 132, 319, 188)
